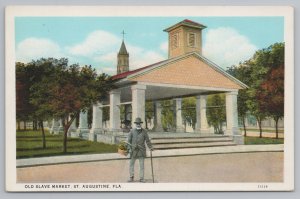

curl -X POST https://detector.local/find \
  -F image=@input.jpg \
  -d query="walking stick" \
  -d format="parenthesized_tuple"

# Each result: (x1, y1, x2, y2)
(150, 150, 154, 183)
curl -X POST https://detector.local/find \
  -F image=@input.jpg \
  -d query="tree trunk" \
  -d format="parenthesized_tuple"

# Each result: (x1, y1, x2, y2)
(40, 121, 46, 149)
(63, 127, 68, 153)
(63, 113, 79, 153)
(24, 121, 27, 130)
(242, 116, 247, 137)
(33, 120, 38, 130)
(275, 117, 279, 139)
(17, 121, 20, 131)
(258, 119, 262, 138)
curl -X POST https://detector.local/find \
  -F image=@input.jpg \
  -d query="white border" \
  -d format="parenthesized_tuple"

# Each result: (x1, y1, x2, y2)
(5, 6, 294, 192)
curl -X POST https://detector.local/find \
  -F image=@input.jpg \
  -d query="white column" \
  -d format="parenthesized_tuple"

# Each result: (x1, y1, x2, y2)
(196, 95, 209, 134)
(90, 102, 103, 135)
(175, 98, 184, 133)
(131, 84, 146, 128)
(200, 96, 209, 132)
(196, 96, 201, 133)
(110, 89, 121, 131)
(57, 119, 64, 134)
(74, 110, 90, 139)
(78, 111, 88, 129)
(154, 101, 163, 132)
(50, 118, 59, 134)
(92, 103, 103, 129)
(67, 115, 77, 136)
(226, 91, 243, 144)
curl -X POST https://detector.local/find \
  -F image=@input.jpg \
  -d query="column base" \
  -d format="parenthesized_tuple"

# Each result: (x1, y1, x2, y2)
(75, 128, 90, 140)
(52, 127, 64, 135)
(87, 133, 96, 141)
(70, 131, 80, 138)
(49, 127, 57, 134)
(176, 127, 185, 133)
(233, 135, 244, 145)
(90, 128, 103, 134)
(67, 127, 77, 137)
(96, 134, 117, 144)
(153, 126, 164, 132)
(225, 127, 240, 135)
(109, 128, 122, 133)
(194, 128, 210, 133)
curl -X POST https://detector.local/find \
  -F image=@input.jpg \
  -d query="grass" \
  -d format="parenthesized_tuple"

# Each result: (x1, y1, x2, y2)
(240, 128, 284, 133)
(244, 136, 284, 145)
(16, 130, 118, 159)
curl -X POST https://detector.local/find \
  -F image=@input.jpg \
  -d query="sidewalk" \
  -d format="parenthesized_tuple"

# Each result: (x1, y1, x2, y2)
(17, 144, 284, 168)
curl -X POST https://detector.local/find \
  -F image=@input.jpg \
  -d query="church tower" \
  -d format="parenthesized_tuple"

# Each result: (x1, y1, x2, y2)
(117, 40, 129, 74)
(164, 19, 206, 59)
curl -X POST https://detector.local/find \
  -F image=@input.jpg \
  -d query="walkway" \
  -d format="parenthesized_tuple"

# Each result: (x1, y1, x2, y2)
(17, 144, 283, 167)
(17, 151, 283, 183)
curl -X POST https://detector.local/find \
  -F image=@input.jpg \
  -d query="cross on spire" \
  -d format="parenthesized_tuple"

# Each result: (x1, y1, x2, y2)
(121, 30, 126, 40)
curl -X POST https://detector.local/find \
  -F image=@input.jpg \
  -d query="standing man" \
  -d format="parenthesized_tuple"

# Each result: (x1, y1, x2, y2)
(127, 117, 153, 183)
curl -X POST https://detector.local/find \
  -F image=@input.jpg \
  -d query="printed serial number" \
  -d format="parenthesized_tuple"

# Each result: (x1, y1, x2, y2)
(258, 184, 268, 189)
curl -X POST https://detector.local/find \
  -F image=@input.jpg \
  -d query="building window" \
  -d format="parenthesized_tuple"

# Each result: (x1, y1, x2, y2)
(171, 33, 179, 49)
(188, 32, 196, 47)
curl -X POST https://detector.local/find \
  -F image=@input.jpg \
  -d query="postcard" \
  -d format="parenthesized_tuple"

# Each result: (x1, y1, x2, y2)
(5, 6, 294, 191)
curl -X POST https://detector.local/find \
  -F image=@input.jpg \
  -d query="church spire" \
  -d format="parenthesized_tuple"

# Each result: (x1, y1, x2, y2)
(117, 32, 129, 74)
(118, 40, 128, 55)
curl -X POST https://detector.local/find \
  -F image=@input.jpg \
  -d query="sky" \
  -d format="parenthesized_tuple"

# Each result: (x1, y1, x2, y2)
(15, 17, 284, 75)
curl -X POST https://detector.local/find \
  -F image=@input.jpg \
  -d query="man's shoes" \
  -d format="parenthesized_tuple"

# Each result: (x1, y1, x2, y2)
(127, 177, 134, 182)
(139, 179, 145, 183)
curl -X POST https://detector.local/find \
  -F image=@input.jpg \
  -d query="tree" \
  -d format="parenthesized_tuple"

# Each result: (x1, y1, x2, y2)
(145, 101, 154, 129)
(28, 58, 113, 153)
(246, 43, 284, 137)
(16, 62, 32, 130)
(257, 64, 284, 138)
(206, 94, 226, 134)
(182, 97, 196, 131)
(161, 100, 175, 131)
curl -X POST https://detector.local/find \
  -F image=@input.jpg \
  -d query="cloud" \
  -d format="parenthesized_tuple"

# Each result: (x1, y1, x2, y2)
(160, 41, 168, 53)
(126, 45, 165, 70)
(69, 30, 166, 74)
(16, 30, 167, 75)
(67, 30, 120, 57)
(16, 38, 62, 63)
(203, 27, 257, 69)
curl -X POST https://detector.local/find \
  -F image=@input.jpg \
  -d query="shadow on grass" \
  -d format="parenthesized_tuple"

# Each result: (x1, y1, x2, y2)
(16, 149, 113, 159)
(17, 144, 91, 151)
(17, 138, 64, 142)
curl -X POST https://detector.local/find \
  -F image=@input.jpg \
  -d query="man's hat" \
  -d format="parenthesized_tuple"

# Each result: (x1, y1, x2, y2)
(134, 117, 143, 124)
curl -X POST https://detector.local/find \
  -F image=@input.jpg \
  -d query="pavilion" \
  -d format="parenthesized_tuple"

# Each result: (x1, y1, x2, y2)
(51, 19, 247, 145)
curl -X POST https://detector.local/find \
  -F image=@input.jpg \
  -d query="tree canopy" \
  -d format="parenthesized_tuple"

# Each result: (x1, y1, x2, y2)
(227, 42, 284, 137)
(16, 58, 113, 152)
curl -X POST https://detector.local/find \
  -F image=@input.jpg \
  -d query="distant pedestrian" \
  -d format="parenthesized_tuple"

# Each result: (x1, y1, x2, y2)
(127, 117, 153, 183)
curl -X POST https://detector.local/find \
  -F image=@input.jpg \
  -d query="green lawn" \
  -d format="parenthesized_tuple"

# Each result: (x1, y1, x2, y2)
(244, 136, 284, 145)
(16, 130, 118, 159)
(240, 128, 284, 133)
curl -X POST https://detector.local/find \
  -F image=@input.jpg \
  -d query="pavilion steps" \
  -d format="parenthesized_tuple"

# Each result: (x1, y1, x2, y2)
(150, 135, 236, 150)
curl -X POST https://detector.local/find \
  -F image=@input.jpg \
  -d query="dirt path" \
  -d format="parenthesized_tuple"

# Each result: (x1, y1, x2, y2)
(17, 152, 283, 183)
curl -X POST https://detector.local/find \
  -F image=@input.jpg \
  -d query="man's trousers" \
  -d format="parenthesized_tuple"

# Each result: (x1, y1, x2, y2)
(129, 157, 145, 180)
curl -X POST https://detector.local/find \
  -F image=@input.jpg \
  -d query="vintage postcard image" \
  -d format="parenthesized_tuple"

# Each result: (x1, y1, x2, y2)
(5, 6, 294, 191)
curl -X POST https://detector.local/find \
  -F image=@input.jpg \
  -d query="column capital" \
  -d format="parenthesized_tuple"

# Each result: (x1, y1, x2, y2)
(226, 91, 238, 96)
(174, 98, 182, 102)
(131, 84, 146, 90)
(196, 95, 207, 99)
(109, 89, 121, 95)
